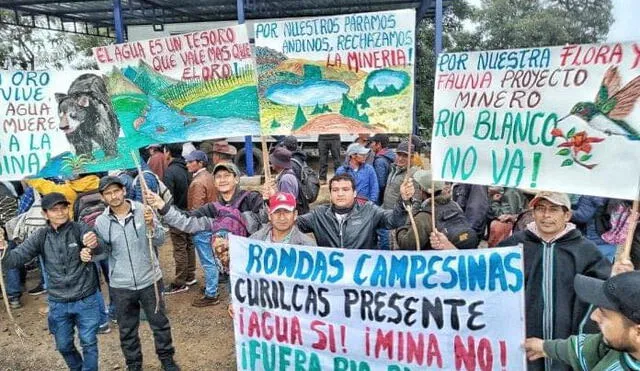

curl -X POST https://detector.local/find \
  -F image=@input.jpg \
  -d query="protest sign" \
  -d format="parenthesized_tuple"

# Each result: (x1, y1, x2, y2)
(93, 25, 260, 147)
(230, 235, 526, 371)
(431, 42, 640, 200)
(254, 9, 415, 135)
(0, 70, 133, 180)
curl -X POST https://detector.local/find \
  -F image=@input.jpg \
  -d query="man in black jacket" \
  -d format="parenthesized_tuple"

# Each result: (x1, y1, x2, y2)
(162, 143, 196, 294)
(498, 191, 611, 371)
(296, 173, 414, 249)
(0, 192, 103, 371)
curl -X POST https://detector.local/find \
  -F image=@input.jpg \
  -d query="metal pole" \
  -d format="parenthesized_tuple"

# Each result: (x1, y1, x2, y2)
(113, 0, 124, 43)
(435, 0, 443, 55)
(237, 0, 254, 176)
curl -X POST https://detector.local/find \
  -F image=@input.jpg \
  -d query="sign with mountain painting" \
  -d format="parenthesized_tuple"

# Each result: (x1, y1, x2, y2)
(255, 9, 416, 135)
(1, 70, 134, 180)
(432, 42, 640, 200)
(93, 25, 260, 148)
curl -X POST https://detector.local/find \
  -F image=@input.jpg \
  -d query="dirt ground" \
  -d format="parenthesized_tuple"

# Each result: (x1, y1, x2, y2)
(0, 176, 337, 371)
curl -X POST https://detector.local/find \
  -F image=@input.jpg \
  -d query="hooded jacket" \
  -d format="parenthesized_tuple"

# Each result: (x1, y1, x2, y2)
(163, 158, 190, 210)
(373, 148, 396, 204)
(26, 175, 100, 218)
(296, 200, 407, 249)
(2, 220, 101, 302)
(498, 225, 611, 371)
(93, 201, 165, 290)
(250, 225, 316, 246)
(382, 165, 420, 210)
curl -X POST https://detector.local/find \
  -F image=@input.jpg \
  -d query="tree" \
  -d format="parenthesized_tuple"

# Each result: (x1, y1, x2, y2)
(473, 0, 614, 50)
(293, 105, 307, 130)
(270, 118, 281, 129)
(0, 10, 111, 70)
(339, 94, 368, 123)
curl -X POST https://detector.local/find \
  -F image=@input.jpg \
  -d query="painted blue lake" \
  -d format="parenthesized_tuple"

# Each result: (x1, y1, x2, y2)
(265, 80, 349, 106)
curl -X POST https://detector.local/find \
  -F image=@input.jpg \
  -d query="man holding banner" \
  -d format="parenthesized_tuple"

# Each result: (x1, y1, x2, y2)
(296, 173, 414, 249)
(499, 191, 611, 371)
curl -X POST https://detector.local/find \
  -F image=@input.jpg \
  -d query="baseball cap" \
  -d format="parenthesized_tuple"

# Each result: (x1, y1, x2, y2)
(99, 176, 125, 193)
(370, 134, 389, 147)
(184, 150, 208, 163)
(41, 192, 70, 210)
(529, 191, 571, 209)
(346, 143, 370, 156)
(145, 144, 161, 149)
(213, 141, 238, 156)
(574, 272, 640, 324)
(268, 192, 297, 213)
(412, 170, 445, 193)
(213, 162, 240, 177)
(282, 136, 298, 152)
(396, 141, 414, 154)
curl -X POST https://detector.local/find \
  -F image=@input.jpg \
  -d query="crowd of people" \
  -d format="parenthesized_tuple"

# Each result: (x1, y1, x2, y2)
(0, 134, 639, 371)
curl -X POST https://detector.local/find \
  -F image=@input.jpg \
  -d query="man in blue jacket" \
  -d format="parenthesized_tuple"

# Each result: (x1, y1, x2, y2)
(336, 143, 379, 203)
(0, 192, 102, 371)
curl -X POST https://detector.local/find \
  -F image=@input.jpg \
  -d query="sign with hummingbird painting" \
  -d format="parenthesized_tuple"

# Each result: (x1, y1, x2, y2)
(254, 9, 416, 135)
(431, 42, 640, 199)
(92, 25, 260, 149)
(0, 70, 135, 180)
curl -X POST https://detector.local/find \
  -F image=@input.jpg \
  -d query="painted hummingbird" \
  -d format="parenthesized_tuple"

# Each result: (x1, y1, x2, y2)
(557, 66, 640, 141)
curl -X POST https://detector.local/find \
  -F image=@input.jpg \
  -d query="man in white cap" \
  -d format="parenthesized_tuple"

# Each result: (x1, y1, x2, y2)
(336, 143, 379, 203)
(498, 191, 611, 371)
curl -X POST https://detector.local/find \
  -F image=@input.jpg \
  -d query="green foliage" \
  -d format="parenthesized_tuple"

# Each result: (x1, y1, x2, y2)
(311, 103, 332, 115)
(293, 105, 307, 130)
(271, 118, 281, 129)
(339, 94, 369, 123)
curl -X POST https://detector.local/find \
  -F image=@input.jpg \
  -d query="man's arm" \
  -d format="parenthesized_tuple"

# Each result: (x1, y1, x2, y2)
(162, 206, 212, 234)
(526, 333, 606, 371)
(368, 166, 379, 204)
(1, 229, 44, 269)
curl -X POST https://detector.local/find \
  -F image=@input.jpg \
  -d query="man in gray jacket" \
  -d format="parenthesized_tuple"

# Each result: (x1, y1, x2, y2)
(88, 176, 179, 371)
(296, 173, 414, 249)
(251, 192, 315, 246)
(0, 192, 102, 371)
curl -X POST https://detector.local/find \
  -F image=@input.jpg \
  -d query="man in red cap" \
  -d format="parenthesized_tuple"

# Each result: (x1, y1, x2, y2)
(250, 192, 315, 245)
(499, 191, 611, 371)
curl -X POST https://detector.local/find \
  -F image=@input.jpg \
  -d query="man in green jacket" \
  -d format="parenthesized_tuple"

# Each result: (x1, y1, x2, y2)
(525, 267, 640, 371)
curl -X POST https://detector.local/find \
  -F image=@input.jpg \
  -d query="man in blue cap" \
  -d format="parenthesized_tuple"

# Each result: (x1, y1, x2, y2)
(0, 192, 103, 371)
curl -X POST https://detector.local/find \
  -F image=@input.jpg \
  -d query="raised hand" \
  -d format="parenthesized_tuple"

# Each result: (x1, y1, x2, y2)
(400, 178, 415, 201)
(144, 190, 165, 210)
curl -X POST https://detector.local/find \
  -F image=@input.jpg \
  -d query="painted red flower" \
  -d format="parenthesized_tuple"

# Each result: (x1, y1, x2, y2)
(558, 131, 604, 154)
(550, 128, 564, 137)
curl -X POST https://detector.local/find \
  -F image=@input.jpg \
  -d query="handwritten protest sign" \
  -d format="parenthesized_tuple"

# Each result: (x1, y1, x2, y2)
(93, 25, 260, 147)
(431, 42, 640, 200)
(255, 9, 415, 135)
(230, 235, 526, 371)
(0, 70, 133, 180)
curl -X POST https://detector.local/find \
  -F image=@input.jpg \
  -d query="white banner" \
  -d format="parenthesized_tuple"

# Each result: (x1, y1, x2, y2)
(230, 235, 526, 370)
(432, 42, 640, 199)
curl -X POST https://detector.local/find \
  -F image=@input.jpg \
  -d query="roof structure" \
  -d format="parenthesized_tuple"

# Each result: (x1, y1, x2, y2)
(0, 0, 451, 38)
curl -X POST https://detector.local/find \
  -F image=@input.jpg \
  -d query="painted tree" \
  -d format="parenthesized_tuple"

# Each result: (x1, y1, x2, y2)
(292, 105, 307, 130)
(270, 118, 281, 129)
(339, 94, 369, 123)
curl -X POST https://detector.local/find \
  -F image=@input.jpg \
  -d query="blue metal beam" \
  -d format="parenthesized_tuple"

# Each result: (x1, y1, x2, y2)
(237, 0, 254, 176)
(435, 0, 443, 55)
(113, 0, 124, 43)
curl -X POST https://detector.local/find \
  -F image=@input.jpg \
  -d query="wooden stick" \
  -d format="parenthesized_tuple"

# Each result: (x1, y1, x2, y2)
(261, 136, 271, 182)
(619, 199, 639, 262)
(131, 151, 161, 313)
(402, 136, 420, 251)
(431, 180, 437, 233)
(0, 239, 27, 342)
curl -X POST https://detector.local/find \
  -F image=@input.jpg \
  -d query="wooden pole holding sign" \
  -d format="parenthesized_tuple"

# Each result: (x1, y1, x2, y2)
(131, 151, 161, 313)
(402, 137, 420, 251)
(261, 137, 272, 182)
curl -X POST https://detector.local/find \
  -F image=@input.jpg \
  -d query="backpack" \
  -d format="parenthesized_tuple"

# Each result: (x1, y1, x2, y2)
(210, 192, 250, 273)
(7, 192, 47, 242)
(73, 190, 106, 227)
(601, 202, 632, 246)
(291, 158, 320, 203)
(134, 170, 173, 205)
(278, 169, 309, 214)
(433, 201, 477, 249)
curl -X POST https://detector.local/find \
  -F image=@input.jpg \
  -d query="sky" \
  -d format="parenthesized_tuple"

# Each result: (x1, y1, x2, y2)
(464, 0, 640, 43)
